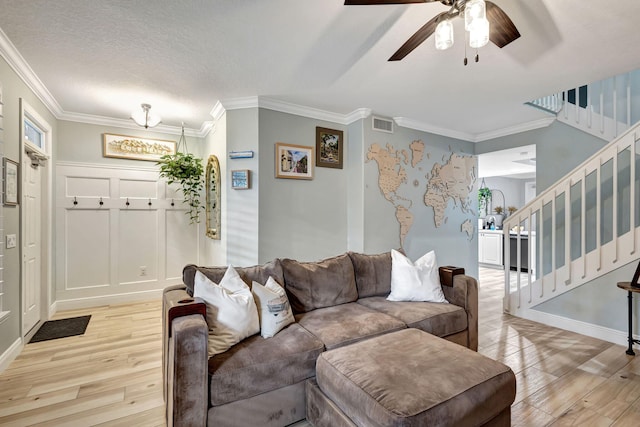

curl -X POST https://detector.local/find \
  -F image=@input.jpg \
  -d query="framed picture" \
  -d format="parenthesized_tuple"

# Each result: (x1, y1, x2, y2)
(275, 143, 314, 180)
(3, 157, 19, 206)
(315, 127, 344, 169)
(103, 133, 176, 162)
(231, 169, 250, 189)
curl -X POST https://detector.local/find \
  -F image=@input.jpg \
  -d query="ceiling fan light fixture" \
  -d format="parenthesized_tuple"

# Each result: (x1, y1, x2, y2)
(435, 19, 454, 51)
(464, 0, 487, 31)
(469, 17, 490, 48)
(131, 103, 162, 129)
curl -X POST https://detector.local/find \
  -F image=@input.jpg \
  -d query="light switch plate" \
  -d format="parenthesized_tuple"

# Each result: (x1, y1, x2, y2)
(6, 234, 16, 249)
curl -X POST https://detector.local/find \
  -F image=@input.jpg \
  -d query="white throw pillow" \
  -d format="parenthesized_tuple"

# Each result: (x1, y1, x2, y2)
(193, 267, 260, 357)
(252, 277, 295, 338)
(387, 249, 448, 303)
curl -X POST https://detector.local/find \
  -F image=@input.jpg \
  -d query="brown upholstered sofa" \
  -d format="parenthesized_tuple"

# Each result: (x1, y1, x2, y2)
(162, 252, 478, 427)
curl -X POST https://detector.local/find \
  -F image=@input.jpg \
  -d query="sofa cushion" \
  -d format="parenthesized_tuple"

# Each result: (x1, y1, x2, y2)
(357, 296, 467, 337)
(347, 251, 392, 298)
(252, 277, 295, 338)
(388, 249, 448, 303)
(208, 323, 324, 406)
(193, 269, 260, 357)
(295, 303, 405, 350)
(182, 259, 284, 296)
(281, 254, 358, 314)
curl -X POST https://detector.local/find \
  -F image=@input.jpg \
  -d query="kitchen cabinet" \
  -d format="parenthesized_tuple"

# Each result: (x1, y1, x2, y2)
(478, 230, 503, 268)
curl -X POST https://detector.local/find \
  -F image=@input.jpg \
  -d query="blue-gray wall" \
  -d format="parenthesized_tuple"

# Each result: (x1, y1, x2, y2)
(475, 121, 608, 194)
(258, 109, 349, 262)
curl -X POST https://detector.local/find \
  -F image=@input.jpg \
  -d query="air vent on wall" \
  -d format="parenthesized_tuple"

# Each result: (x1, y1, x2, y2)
(372, 117, 394, 133)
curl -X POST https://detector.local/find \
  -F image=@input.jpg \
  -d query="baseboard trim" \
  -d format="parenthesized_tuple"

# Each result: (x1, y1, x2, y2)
(55, 289, 163, 311)
(522, 308, 637, 349)
(0, 338, 23, 374)
(49, 301, 57, 319)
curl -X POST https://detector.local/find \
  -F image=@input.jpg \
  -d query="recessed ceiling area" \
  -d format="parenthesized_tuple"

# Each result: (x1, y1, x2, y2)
(478, 145, 536, 179)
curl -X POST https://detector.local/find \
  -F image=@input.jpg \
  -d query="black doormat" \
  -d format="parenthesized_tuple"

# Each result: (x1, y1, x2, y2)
(29, 315, 91, 343)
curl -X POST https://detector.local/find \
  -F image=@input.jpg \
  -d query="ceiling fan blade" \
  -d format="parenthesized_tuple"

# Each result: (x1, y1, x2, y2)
(486, 1, 520, 48)
(345, 1, 428, 4)
(388, 12, 445, 61)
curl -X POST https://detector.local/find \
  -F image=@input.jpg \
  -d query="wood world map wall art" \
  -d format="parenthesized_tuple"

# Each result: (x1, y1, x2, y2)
(366, 140, 476, 247)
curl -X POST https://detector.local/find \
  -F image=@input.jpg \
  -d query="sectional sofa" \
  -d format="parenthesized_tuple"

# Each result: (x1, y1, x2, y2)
(162, 251, 479, 426)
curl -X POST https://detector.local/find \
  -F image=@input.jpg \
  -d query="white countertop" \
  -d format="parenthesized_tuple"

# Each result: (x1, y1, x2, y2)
(479, 229, 504, 234)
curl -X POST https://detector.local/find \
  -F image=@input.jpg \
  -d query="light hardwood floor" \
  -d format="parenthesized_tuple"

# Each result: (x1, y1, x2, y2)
(1, 268, 640, 426)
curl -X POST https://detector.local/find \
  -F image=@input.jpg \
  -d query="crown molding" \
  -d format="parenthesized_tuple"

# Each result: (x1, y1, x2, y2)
(58, 111, 212, 137)
(394, 116, 557, 143)
(212, 96, 372, 126)
(0, 27, 63, 117)
(474, 117, 556, 142)
(393, 117, 476, 142)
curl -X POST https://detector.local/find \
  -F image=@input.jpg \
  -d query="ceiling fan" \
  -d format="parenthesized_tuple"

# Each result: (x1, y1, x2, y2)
(345, 0, 520, 62)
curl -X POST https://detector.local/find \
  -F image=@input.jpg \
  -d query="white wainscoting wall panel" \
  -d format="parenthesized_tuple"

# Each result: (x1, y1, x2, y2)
(56, 162, 200, 309)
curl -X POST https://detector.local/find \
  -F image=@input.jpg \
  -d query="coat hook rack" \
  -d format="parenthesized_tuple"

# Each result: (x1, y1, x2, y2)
(99, 197, 104, 206)
(73, 196, 78, 206)
(125, 198, 130, 207)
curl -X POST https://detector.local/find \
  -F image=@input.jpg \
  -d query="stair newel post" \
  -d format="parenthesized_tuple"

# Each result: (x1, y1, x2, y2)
(613, 151, 619, 264)
(581, 169, 587, 279)
(631, 135, 637, 256)
(596, 166, 602, 272)
(528, 208, 533, 304)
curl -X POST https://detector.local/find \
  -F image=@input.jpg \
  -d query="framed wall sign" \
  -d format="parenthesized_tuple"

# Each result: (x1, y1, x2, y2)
(315, 127, 344, 169)
(275, 143, 314, 180)
(3, 157, 19, 206)
(231, 169, 250, 189)
(103, 133, 176, 162)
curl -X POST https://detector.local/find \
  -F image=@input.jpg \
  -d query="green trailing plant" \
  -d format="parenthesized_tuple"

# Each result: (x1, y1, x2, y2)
(157, 126, 204, 224)
(478, 187, 492, 215)
(158, 151, 204, 223)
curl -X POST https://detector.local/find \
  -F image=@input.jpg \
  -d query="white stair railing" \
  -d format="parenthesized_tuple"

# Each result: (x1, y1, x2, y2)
(527, 70, 640, 142)
(503, 122, 640, 316)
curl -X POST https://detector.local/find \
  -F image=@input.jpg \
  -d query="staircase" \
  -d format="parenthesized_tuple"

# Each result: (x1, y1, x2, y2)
(502, 120, 640, 316)
(526, 70, 640, 142)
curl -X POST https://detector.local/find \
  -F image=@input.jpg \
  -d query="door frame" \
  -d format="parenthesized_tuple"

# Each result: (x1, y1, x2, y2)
(19, 99, 53, 339)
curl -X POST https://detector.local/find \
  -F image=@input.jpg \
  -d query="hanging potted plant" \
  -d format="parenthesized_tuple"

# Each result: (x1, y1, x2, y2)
(158, 125, 204, 223)
(478, 186, 492, 218)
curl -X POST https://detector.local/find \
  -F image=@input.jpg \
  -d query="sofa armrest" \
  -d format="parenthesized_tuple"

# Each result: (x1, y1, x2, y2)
(167, 314, 208, 427)
(162, 286, 209, 426)
(442, 275, 478, 351)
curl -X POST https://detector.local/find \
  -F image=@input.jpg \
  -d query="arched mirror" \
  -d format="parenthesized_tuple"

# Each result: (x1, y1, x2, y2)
(205, 155, 221, 240)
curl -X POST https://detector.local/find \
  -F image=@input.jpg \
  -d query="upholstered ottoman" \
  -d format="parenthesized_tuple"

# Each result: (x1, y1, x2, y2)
(306, 329, 516, 427)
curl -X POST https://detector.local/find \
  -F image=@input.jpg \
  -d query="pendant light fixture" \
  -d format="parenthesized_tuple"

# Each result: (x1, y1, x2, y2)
(432, 0, 490, 61)
(131, 103, 162, 129)
(435, 19, 454, 51)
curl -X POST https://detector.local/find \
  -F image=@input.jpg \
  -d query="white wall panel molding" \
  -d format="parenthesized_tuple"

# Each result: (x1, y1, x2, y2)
(56, 163, 200, 305)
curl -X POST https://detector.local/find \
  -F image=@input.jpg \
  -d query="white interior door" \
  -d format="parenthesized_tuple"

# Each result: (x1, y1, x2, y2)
(23, 160, 42, 334)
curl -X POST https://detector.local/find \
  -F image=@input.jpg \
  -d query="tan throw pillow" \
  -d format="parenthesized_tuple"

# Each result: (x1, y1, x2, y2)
(387, 249, 448, 303)
(252, 277, 295, 338)
(193, 267, 260, 357)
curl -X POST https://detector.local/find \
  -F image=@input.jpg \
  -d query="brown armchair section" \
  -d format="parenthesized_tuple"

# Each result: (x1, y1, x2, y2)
(441, 274, 478, 351)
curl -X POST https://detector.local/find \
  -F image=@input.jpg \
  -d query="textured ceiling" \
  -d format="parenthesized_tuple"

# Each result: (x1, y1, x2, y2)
(0, 0, 639, 138)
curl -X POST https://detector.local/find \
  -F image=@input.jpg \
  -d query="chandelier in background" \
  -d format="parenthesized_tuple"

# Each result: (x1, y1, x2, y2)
(131, 103, 162, 129)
